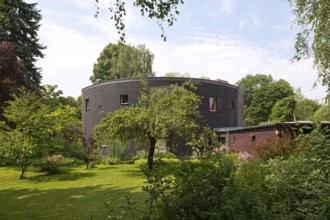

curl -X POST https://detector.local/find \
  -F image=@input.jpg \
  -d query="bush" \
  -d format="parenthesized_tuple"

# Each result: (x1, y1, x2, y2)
(102, 156, 123, 165)
(141, 153, 237, 219)
(254, 136, 298, 161)
(154, 152, 176, 159)
(39, 154, 65, 175)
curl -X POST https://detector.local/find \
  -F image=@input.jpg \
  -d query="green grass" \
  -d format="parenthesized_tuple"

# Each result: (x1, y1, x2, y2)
(0, 164, 147, 219)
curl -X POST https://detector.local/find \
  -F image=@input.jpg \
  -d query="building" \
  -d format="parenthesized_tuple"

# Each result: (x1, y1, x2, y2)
(215, 121, 330, 154)
(82, 77, 244, 155)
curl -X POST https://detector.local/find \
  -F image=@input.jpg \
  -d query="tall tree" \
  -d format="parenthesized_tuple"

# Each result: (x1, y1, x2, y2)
(90, 43, 154, 83)
(237, 74, 294, 125)
(94, 80, 202, 169)
(0, 0, 45, 86)
(270, 96, 296, 122)
(289, 0, 330, 94)
(236, 74, 273, 108)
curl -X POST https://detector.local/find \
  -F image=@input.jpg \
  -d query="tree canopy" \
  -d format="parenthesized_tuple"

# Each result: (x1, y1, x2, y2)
(270, 96, 296, 122)
(90, 43, 154, 83)
(94, 80, 203, 169)
(237, 74, 294, 125)
(0, 0, 45, 86)
(289, 0, 330, 94)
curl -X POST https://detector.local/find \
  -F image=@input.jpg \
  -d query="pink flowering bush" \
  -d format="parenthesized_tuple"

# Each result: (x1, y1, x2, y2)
(239, 151, 254, 161)
(212, 145, 233, 155)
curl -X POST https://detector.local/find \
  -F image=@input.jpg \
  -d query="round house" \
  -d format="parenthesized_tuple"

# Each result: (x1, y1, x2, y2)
(82, 77, 244, 155)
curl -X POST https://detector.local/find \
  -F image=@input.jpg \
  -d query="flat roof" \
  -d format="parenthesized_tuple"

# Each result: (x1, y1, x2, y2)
(82, 77, 239, 92)
(214, 121, 330, 133)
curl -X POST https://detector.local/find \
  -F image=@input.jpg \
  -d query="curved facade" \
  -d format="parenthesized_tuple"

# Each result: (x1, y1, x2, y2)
(82, 77, 244, 140)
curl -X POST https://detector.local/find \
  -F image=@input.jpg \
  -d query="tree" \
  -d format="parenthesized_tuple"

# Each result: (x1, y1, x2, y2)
(95, 0, 184, 41)
(289, 0, 330, 94)
(90, 43, 154, 83)
(0, 0, 45, 86)
(312, 104, 330, 122)
(236, 74, 273, 109)
(94, 80, 202, 169)
(293, 88, 321, 121)
(164, 72, 191, 77)
(237, 74, 294, 125)
(270, 96, 296, 122)
(0, 88, 51, 178)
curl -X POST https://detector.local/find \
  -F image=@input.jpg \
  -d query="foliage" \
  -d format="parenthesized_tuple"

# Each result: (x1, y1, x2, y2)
(41, 84, 83, 158)
(312, 104, 330, 122)
(104, 141, 131, 162)
(0, 88, 82, 177)
(0, 88, 52, 178)
(95, 0, 184, 41)
(94, 80, 203, 169)
(164, 72, 191, 77)
(237, 74, 294, 125)
(270, 96, 296, 122)
(0, 0, 45, 86)
(90, 43, 154, 83)
(254, 136, 299, 161)
(294, 92, 321, 120)
(39, 154, 65, 175)
(187, 126, 220, 159)
(289, 0, 330, 94)
(82, 136, 100, 169)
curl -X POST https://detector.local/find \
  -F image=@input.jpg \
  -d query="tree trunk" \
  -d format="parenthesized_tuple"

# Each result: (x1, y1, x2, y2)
(20, 165, 26, 179)
(147, 138, 157, 169)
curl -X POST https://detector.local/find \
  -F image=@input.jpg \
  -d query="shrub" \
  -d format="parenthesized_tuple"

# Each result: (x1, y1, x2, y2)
(154, 152, 176, 159)
(39, 154, 65, 175)
(143, 153, 237, 219)
(103, 156, 123, 165)
(254, 136, 298, 161)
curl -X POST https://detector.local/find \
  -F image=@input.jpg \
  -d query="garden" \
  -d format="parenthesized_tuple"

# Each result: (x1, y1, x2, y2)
(1, 128, 329, 219)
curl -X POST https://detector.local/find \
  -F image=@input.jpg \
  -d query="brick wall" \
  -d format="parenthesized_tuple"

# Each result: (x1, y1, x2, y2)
(219, 129, 279, 153)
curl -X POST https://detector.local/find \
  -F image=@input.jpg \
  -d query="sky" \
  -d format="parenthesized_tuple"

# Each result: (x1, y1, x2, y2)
(27, 0, 327, 101)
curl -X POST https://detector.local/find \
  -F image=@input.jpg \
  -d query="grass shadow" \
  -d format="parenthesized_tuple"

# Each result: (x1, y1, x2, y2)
(26, 167, 97, 183)
(0, 185, 147, 219)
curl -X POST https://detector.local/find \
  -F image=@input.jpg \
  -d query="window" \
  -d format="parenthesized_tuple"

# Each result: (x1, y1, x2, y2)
(230, 99, 234, 109)
(209, 97, 217, 112)
(233, 136, 236, 143)
(220, 137, 226, 145)
(85, 98, 90, 111)
(120, 94, 129, 105)
(252, 135, 256, 143)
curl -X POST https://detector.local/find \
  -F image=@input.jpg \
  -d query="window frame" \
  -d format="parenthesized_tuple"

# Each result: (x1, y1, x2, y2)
(251, 135, 256, 143)
(209, 97, 217, 112)
(85, 98, 90, 111)
(120, 94, 129, 105)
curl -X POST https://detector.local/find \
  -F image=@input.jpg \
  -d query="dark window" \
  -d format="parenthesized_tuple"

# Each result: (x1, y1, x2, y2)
(252, 135, 256, 143)
(85, 98, 90, 111)
(220, 137, 226, 145)
(233, 136, 236, 143)
(209, 97, 217, 112)
(230, 99, 234, 109)
(120, 94, 129, 105)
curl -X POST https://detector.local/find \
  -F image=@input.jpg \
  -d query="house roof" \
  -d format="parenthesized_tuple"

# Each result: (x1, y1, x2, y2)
(214, 121, 330, 133)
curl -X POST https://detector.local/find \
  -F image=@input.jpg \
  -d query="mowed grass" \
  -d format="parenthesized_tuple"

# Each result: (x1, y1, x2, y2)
(0, 164, 147, 219)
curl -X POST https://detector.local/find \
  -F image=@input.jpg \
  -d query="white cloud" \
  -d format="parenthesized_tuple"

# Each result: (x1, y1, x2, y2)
(37, 19, 111, 97)
(143, 34, 327, 101)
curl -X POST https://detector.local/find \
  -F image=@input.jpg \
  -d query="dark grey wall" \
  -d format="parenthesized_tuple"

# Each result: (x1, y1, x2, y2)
(82, 77, 243, 139)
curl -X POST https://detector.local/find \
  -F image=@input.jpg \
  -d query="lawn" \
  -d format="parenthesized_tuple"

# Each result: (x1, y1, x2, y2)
(0, 164, 147, 219)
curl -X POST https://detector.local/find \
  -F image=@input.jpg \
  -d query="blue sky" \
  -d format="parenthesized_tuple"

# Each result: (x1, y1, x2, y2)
(28, 0, 327, 101)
